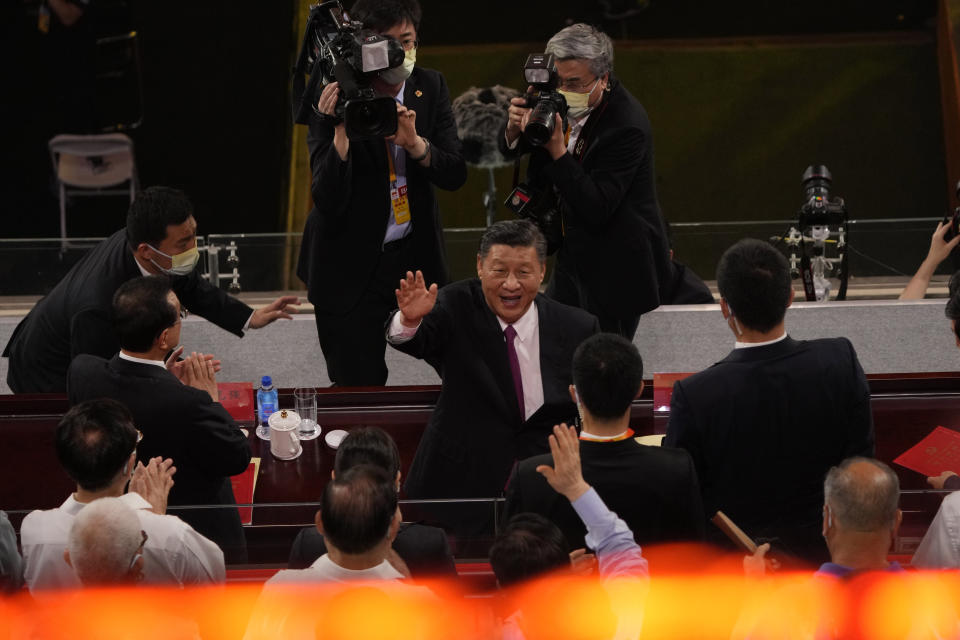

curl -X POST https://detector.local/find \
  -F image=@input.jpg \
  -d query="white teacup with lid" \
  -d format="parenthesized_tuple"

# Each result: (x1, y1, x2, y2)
(268, 409, 302, 460)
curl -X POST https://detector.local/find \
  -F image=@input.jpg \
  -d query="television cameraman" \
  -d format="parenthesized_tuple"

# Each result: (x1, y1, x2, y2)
(297, 0, 466, 386)
(501, 24, 672, 339)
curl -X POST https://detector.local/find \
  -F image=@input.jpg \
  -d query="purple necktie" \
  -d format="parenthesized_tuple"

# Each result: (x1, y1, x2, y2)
(504, 324, 525, 419)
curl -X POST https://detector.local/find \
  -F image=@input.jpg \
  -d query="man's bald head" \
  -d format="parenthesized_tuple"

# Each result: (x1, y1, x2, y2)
(824, 457, 900, 532)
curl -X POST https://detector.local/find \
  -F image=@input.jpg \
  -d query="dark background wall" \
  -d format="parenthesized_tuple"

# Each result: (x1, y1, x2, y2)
(2, 0, 946, 273)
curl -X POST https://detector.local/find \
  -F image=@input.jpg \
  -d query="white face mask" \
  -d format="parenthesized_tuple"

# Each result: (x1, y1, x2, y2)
(379, 47, 416, 85)
(148, 244, 199, 276)
(559, 77, 601, 120)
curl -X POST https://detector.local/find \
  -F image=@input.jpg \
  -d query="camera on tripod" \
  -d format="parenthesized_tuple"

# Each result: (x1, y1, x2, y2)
(520, 53, 568, 146)
(292, 1, 405, 139)
(798, 165, 847, 228)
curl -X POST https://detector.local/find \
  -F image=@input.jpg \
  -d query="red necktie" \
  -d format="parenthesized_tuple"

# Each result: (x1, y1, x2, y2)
(504, 325, 525, 419)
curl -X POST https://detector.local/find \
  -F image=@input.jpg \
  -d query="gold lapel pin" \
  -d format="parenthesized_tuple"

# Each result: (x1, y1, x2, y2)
(415, 90, 423, 98)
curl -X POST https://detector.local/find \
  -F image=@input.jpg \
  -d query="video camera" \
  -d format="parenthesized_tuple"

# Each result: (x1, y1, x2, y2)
(521, 53, 568, 146)
(292, 1, 405, 139)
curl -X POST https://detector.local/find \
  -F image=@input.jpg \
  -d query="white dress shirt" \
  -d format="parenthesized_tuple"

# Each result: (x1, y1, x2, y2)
(734, 331, 788, 350)
(566, 112, 592, 155)
(387, 303, 545, 420)
(912, 491, 960, 568)
(119, 351, 166, 368)
(21, 492, 225, 592)
(243, 554, 434, 640)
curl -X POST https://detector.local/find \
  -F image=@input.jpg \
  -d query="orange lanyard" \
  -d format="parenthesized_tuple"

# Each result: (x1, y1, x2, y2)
(385, 140, 397, 185)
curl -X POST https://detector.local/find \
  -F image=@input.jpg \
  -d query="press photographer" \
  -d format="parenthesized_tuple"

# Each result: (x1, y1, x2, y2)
(501, 24, 672, 339)
(294, 0, 466, 386)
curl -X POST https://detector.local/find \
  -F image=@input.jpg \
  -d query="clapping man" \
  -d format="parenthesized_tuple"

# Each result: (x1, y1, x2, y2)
(67, 276, 251, 562)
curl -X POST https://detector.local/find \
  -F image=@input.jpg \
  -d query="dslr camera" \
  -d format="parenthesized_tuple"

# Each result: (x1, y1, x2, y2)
(292, 1, 405, 139)
(520, 53, 568, 146)
(798, 165, 847, 228)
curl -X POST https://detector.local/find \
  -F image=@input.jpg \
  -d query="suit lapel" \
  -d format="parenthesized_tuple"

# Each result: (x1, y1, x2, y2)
(535, 295, 568, 406)
(403, 71, 428, 131)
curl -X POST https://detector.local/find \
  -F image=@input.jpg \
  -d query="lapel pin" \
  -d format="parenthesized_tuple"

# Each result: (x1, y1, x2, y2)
(415, 90, 423, 98)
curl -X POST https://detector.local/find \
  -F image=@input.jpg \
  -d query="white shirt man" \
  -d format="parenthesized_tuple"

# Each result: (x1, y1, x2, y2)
(21, 491, 224, 592)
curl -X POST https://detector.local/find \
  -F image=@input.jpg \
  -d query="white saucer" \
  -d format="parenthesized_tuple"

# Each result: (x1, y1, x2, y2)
(272, 445, 302, 461)
(325, 429, 348, 449)
(297, 424, 322, 441)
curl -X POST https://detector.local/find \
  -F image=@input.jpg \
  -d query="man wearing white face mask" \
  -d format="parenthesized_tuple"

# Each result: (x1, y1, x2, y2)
(4, 186, 299, 393)
(502, 23, 672, 340)
(297, 0, 466, 387)
(664, 239, 874, 565)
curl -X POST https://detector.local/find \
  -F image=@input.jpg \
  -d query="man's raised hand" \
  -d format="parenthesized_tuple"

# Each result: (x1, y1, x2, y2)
(395, 270, 438, 328)
(536, 423, 590, 503)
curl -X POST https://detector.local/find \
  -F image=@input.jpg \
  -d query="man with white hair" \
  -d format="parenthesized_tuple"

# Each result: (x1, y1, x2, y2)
(816, 457, 903, 576)
(502, 23, 671, 338)
(20, 398, 225, 592)
(66, 497, 146, 585)
(748, 457, 904, 576)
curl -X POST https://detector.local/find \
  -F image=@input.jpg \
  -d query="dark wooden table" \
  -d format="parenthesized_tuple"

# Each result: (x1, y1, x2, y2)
(2, 374, 959, 562)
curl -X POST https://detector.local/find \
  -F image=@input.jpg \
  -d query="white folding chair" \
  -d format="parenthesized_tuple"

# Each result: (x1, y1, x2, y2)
(48, 133, 138, 244)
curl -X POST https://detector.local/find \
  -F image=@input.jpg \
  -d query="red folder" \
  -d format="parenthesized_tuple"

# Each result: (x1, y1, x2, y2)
(231, 458, 260, 526)
(893, 426, 960, 477)
(652, 372, 695, 413)
(217, 382, 255, 422)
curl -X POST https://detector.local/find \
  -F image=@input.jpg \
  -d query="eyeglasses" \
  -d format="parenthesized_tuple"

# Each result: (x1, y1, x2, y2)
(127, 530, 148, 573)
(557, 76, 599, 93)
(398, 38, 418, 51)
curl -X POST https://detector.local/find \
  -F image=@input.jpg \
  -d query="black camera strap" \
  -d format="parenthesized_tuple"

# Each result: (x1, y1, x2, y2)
(836, 227, 849, 301)
(798, 235, 818, 302)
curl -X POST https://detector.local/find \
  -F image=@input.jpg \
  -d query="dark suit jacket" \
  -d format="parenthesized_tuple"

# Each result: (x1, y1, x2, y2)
(505, 438, 705, 551)
(500, 79, 672, 319)
(297, 67, 467, 315)
(3, 229, 252, 393)
(663, 261, 714, 305)
(67, 354, 252, 562)
(664, 336, 875, 564)
(391, 279, 599, 501)
(288, 523, 458, 580)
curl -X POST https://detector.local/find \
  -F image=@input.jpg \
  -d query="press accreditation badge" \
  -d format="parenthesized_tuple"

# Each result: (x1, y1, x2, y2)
(391, 184, 411, 225)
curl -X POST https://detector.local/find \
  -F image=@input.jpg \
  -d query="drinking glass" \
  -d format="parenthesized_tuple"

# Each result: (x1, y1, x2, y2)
(294, 388, 321, 440)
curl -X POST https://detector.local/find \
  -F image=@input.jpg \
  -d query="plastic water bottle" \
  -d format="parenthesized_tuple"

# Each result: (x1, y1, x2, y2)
(255, 376, 278, 441)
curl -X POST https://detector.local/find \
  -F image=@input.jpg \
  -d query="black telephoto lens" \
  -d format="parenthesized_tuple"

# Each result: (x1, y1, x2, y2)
(524, 101, 558, 146)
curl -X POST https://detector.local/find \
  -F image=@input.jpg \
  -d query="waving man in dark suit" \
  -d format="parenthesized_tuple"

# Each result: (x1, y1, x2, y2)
(388, 220, 599, 514)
